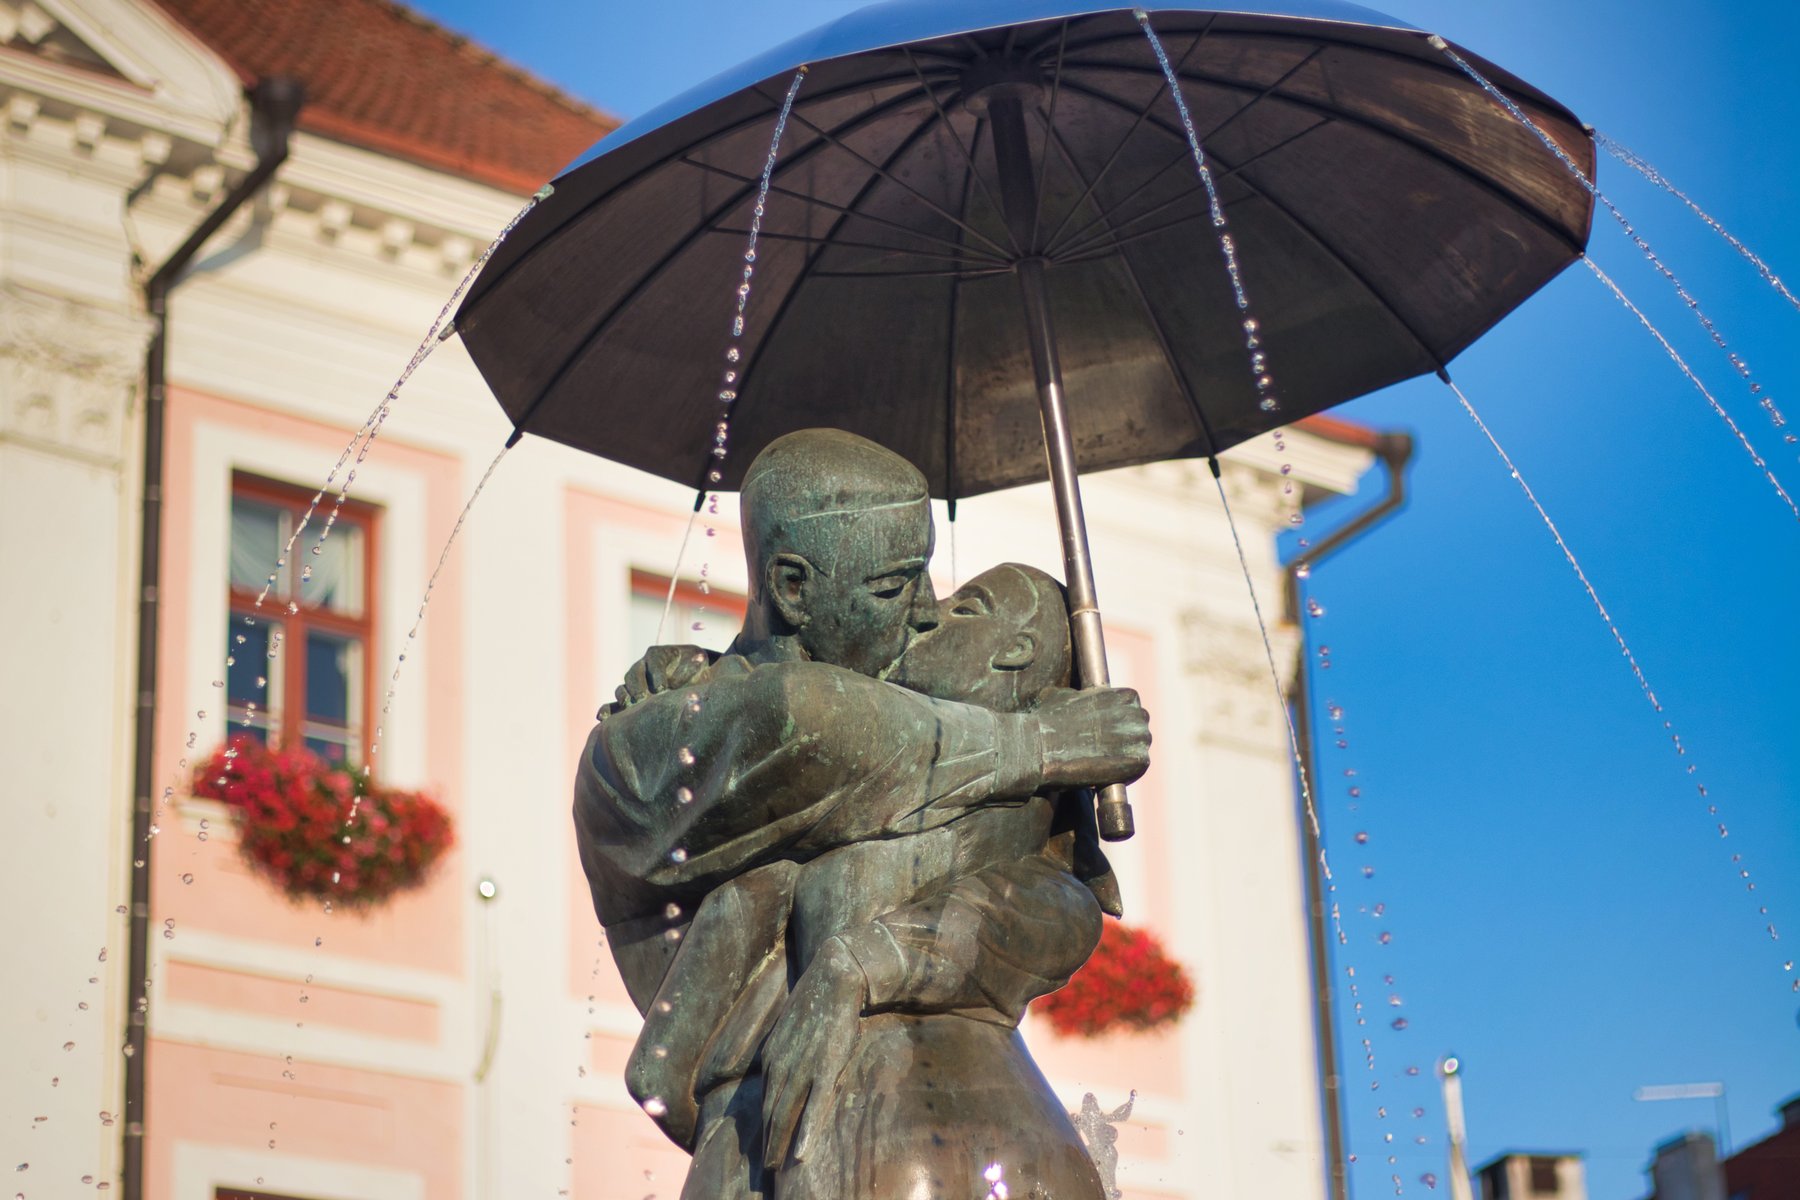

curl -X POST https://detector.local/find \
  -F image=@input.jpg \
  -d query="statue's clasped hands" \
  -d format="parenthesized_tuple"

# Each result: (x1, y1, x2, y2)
(1032, 686, 1152, 791)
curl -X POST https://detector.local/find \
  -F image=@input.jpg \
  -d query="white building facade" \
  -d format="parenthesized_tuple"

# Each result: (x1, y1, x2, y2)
(1, 2, 1377, 1196)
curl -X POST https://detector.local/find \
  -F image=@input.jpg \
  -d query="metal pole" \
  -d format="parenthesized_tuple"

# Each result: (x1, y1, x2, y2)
(1287, 430, 1414, 1200)
(1441, 1056, 1475, 1200)
(986, 88, 1134, 840)
(124, 77, 301, 1200)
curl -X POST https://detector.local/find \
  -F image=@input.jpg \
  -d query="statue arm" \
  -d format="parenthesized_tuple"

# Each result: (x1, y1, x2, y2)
(579, 659, 1056, 892)
(832, 853, 1103, 1023)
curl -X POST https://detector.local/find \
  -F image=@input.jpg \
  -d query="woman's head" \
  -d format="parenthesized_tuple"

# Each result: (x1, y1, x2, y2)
(886, 563, 1071, 712)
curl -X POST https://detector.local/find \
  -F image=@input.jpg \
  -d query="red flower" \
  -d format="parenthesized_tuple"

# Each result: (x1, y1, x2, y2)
(1032, 920, 1196, 1038)
(191, 737, 453, 911)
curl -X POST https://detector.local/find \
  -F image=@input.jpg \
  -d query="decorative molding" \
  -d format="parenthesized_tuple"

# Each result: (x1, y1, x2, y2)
(0, 283, 149, 466)
(1179, 607, 1301, 747)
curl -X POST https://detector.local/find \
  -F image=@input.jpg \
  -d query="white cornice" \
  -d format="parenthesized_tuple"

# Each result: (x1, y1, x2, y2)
(41, 0, 240, 125)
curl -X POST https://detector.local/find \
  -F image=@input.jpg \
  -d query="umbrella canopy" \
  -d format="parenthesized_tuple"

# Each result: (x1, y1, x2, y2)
(455, 0, 1595, 499)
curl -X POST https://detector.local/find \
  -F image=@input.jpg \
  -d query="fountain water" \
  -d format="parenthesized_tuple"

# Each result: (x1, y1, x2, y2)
(653, 68, 808, 648)
(1442, 376, 1786, 983)
(1595, 132, 1800, 317)
(1134, 20, 1450, 1188)
(1137, 11, 1283, 418)
(1435, 43, 1797, 458)
(1580, 258, 1798, 521)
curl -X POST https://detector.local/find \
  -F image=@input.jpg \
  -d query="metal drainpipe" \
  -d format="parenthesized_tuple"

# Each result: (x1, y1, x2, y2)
(1285, 429, 1415, 1200)
(123, 76, 302, 1200)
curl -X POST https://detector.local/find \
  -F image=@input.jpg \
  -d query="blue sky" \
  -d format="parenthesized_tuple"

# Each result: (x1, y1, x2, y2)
(409, 2, 1799, 1196)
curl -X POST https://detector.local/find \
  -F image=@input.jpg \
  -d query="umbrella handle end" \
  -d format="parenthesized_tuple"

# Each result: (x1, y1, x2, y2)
(1097, 783, 1134, 841)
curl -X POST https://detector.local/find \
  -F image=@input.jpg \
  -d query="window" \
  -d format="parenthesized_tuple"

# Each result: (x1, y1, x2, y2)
(227, 473, 377, 766)
(629, 570, 743, 657)
(1529, 1157, 1560, 1195)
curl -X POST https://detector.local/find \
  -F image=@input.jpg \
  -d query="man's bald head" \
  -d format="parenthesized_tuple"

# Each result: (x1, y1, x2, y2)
(740, 429, 930, 581)
(736, 429, 938, 678)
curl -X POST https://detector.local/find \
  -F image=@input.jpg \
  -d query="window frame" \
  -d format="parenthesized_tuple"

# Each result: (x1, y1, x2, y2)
(228, 471, 380, 768)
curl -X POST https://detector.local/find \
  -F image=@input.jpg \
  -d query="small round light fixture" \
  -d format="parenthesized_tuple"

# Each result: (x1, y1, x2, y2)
(476, 877, 499, 902)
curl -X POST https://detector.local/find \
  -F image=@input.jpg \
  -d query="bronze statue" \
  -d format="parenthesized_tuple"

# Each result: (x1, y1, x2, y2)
(574, 430, 1151, 1199)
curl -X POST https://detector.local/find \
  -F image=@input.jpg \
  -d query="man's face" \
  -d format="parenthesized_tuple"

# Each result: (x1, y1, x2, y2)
(887, 565, 1067, 712)
(795, 501, 938, 678)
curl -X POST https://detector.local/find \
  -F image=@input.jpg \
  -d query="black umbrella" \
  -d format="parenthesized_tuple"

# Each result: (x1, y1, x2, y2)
(455, 0, 1595, 838)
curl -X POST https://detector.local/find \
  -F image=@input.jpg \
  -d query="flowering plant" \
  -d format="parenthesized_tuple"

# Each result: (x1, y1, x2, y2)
(1033, 920, 1195, 1038)
(191, 735, 453, 910)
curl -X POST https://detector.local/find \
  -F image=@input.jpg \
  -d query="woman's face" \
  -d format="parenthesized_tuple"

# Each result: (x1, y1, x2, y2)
(885, 565, 1070, 712)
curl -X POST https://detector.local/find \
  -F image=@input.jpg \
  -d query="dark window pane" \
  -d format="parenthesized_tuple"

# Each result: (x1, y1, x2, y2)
(230, 498, 287, 595)
(226, 618, 276, 706)
(1529, 1158, 1559, 1194)
(305, 631, 360, 724)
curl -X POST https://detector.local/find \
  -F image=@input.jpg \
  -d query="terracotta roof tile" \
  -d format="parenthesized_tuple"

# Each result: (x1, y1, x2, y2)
(152, 0, 618, 194)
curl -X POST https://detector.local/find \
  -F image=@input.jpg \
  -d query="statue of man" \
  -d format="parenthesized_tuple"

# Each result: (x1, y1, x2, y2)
(573, 429, 1149, 1197)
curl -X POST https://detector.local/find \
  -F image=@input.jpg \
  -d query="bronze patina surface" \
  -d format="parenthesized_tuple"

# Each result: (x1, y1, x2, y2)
(575, 429, 1150, 1199)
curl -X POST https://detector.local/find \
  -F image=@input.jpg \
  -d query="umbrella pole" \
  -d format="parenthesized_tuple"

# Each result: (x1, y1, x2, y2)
(988, 90, 1135, 841)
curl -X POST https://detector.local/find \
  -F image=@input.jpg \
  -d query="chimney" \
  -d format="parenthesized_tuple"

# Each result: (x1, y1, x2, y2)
(1649, 1131, 1724, 1200)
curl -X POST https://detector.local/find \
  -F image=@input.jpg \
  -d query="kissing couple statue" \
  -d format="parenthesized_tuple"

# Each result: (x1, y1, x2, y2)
(575, 429, 1151, 1199)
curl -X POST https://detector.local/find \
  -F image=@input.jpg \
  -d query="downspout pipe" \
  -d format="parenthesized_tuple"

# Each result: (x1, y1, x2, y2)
(123, 76, 302, 1200)
(1286, 428, 1414, 1200)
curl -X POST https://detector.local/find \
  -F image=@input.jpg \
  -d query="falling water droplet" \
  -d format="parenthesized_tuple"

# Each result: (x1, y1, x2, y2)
(1354, 831, 1369, 845)
(669, 848, 688, 865)
(677, 747, 696, 766)
(1391, 1017, 1409, 1031)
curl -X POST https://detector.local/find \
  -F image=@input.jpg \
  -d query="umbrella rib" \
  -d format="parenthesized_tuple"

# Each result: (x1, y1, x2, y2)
(810, 266, 1013, 280)
(1056, 60, 1584, 252)
(1039, 120, 1223, 457)
(1046, 79, 1445, 362)
(1036, 26, 1209, 254)
(774, 103, 1017, 261)
(728, 98, 963, 423)
(1053, 207, 1231, 264)
(505, 87, 944, 440)
(901, 47, 1013, 249)
(1195, 43, 1326, 145)
(680, 157, 996, 263)
(707, 226, 1004, 269)
(1026, 22, 1069, 253)
(467, 68, 958, 308)
(945, 121, 981, 510)
(1051, 116, 1330, 261)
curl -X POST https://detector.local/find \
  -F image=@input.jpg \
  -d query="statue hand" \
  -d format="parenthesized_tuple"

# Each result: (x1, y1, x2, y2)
(1033, 687, 1152, 789)
(762, 937, 866, 1170)
(603, 645, 715, 716)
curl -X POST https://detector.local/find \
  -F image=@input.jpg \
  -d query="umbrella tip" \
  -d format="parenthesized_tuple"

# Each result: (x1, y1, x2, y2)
(504, 428, 524, 449)
(1426, 34, 1448, 50)
(1207, 456, 1221, 480)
